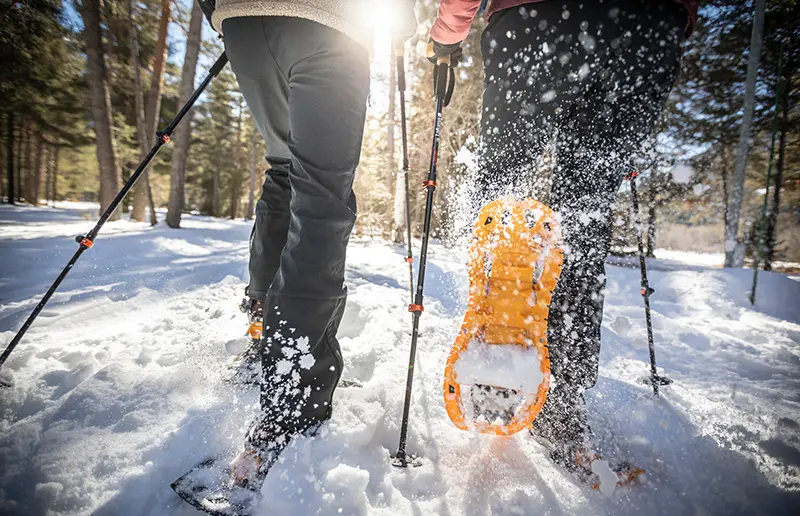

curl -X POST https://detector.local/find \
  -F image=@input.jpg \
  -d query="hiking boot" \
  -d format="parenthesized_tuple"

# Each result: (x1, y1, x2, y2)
(239, 296, 265, 340)
(230, 446, 264, 489)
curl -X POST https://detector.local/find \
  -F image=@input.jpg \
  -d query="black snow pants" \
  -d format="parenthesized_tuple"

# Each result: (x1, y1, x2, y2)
(476, 0, 686, 442)
(223, 17, 370, 446)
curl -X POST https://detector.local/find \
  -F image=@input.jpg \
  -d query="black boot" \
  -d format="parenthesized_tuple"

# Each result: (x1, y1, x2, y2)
(230, 295, 266, 385)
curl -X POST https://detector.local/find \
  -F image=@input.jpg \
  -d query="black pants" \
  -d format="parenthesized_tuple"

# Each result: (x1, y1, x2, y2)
(478, 0, 685, 441)
(223, 17, 370, 444)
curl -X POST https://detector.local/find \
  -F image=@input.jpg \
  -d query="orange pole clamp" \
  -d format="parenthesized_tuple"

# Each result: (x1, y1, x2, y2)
(160, 133, 171, 144)
(80, 237, 94, 248)
(405, 257, 414, 263)
(408, 304, 424, 313)
(423, 180, 437, 189)
(626, 171, 639, 180)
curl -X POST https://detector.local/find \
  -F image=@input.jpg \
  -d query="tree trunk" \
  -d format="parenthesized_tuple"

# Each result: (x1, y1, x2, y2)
(0, 117, 4, 202)
(721, 150, 729, 239)
(44, 143, 51, 204)
(132, 0, 170, 223)
(388, 45, 398, 234)
(212, 161, 221, 217)
(166, 0, 203, 228)
(129, 0, 149, 215)
(229, 98, 245, 219)
(79, 0, 121, 220)
(14, 116, 23, 202)
(724, 0, 766, 267)
(0, 115, 5, 202)
(229, 176, 240, 219)
(246, 129, 257, 220)
(21, 120, 32, 202)
(52, 146, 60, 205)
(763, 75, 789, 271)
(393, 166, 406, 244)
(31, 132, 44, 204)
(5, 112, 14, 204)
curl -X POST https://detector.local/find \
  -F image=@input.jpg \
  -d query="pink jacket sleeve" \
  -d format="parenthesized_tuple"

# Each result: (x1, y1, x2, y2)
(429, 0, 483, 45)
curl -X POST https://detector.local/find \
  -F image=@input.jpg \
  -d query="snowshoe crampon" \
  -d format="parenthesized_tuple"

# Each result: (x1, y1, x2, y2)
(444, 198, 563, 435)
(171, 456, 263, 516)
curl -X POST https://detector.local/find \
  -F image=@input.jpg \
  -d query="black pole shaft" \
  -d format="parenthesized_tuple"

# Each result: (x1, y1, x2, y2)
(395, 62, 449, 465)
(396, 51, 414, 303)
(0, 53, 228, 369)
(629, 177, 659, 395)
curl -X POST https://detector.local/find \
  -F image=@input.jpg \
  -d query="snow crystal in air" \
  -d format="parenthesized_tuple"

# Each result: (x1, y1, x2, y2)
(579, 31, 596, 53)
(455, 144, 476, 170)
(693, 183, 711, 196)
(296, 336, 310, 354)
(671, 163, 694, 184)
(541, 90, 557, 103)
(299, 353, 315, 370)
(612, 316, 631, 337)
(562, 9, 570, 20)
(276, 359, 292, 376)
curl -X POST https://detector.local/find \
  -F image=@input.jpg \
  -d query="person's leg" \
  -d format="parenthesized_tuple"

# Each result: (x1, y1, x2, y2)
(240, 18, 370, 448)
(474, 2, 603, 213)
(247, 169, 291, 301)
(223, 18, 293, 302)
(475, 1, 616, 447)
(540, 0, 686, 450)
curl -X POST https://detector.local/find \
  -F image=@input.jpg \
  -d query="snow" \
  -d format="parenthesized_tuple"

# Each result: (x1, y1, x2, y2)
(1, 202, 800, 515)
(590, 459, 618, 497)
(453, 339, 547, 393)
(670, 163, 695, 184)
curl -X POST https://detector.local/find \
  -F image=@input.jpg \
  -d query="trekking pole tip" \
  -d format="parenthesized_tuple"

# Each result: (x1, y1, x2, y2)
(391, 452, 422, 468)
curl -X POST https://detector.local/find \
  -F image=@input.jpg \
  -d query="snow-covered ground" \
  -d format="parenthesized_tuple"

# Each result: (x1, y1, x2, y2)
(1, 202, 799, 516)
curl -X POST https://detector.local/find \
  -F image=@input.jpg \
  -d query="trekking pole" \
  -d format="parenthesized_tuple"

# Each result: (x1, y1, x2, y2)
(750, 48, 783, 305)
(0, 53, 229, 371)
(395, 41, 414, 303)
(627, 171, 671, 395)
(392, 52, 456, 468)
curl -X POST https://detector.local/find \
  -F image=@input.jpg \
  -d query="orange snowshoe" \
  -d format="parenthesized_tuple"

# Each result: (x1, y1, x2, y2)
(443, 198, 564, 435)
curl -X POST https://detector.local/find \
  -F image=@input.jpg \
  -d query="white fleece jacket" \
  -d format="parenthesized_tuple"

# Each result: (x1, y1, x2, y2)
(212, 0, 374, 52)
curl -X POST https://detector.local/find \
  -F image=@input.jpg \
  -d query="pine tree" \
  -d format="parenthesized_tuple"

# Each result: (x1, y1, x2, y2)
(166, 0, 204, 228)
(78, 0, 122, 219)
